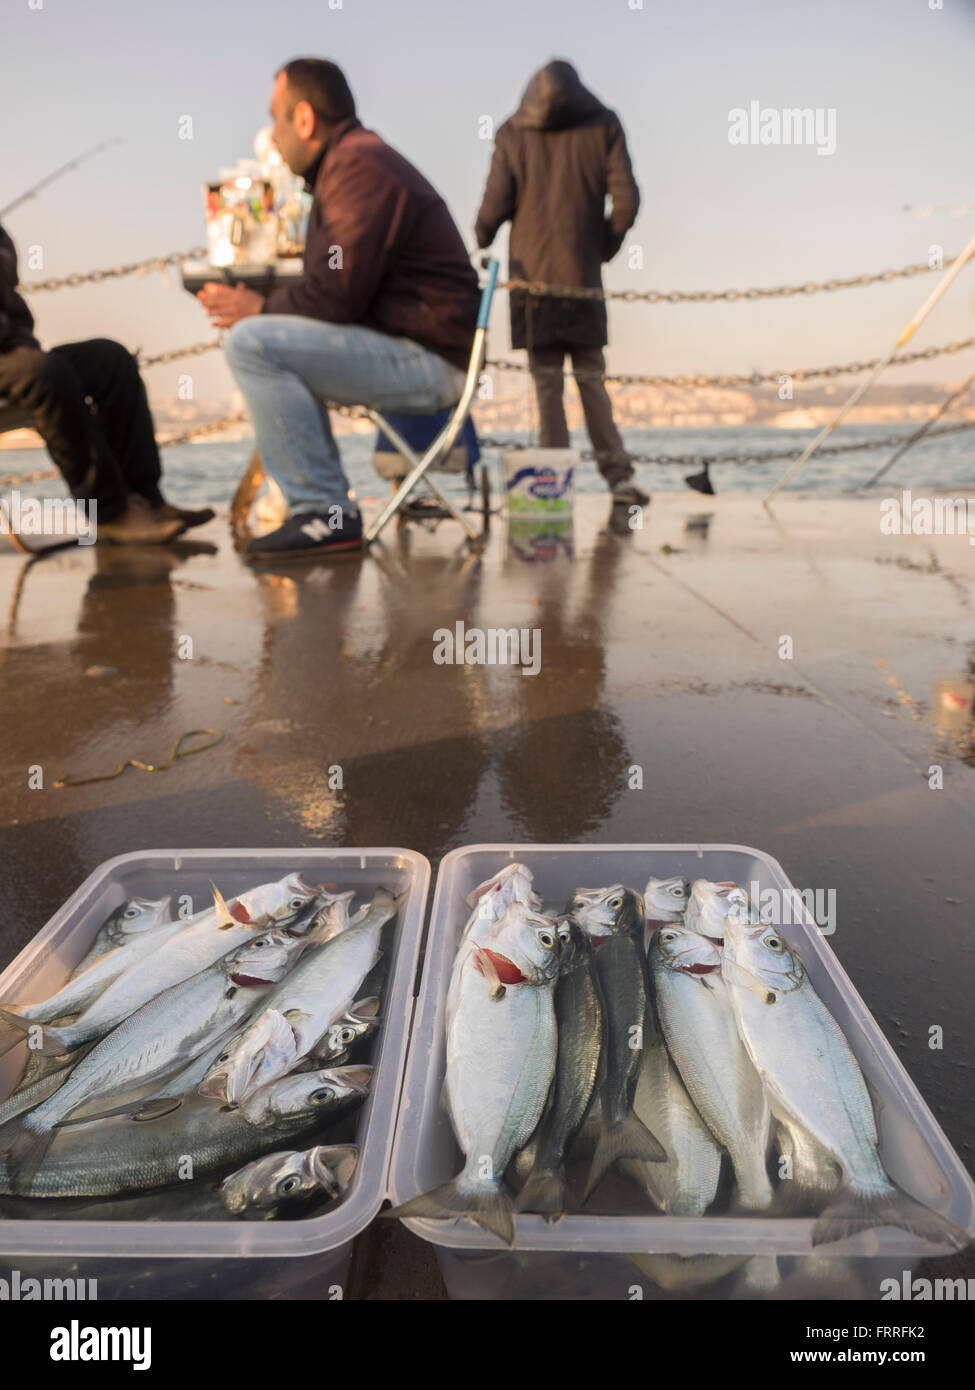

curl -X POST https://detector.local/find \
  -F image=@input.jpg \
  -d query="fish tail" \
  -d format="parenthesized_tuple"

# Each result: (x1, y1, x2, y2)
(387, 1180, 515, 1247)
(5, 1120, 55, 1195)
(814, 1184, 971, 1252)
(0, 1008, 32, 1057)
(584, 1112, 667, 1201)
(515, 1166, 567, 1222)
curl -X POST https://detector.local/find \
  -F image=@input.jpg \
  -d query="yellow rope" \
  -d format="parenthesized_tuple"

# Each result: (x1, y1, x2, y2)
(54, 728, 224, 788)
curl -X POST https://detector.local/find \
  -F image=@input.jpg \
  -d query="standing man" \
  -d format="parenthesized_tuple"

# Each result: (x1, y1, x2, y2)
(198, 58, 481, 558)
(0, 224, 211, 543)
(475, 60, 646, 506)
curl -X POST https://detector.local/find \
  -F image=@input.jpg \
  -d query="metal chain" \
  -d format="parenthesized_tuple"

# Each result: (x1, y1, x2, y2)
(19, 248, 207, 293)
(488, 336, 975, 389)
(18, 246, 960, 302)
(479, 418, 975, 466)
(139, 340, 221, 369)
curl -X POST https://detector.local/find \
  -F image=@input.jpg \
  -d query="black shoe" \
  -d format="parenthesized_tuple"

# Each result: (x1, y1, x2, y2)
(610, 478, 650, 507)
(245, 510, 363, 558)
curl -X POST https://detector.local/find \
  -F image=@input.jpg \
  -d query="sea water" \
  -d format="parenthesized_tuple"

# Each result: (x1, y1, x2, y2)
(2, 425, 974, 509)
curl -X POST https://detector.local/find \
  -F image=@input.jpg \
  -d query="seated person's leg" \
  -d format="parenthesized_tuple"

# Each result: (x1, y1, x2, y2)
(224, 315, 465, 553)
(48, 339, 214, 529)
(0, 346, 127, 519)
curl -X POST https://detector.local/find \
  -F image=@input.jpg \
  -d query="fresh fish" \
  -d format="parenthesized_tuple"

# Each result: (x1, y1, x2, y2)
(60, 1032, 244, 1125)
(4, 930, 307, 1191)
(0, 1068, 370, 1199)
(220, 1143, 359, 1219)
(5, 912, 189, 1031)
(198, 1008, 300, 1104)
(0, 1048, 96, 1127)
(203, 888, 399, 1103)
(304, 890, 357, 945)
(0, 875, 320, 1054)
(623, 1037, 723, 1216)
(773, 1118, 842, 1212)
(642, 875, 690, 950)
(684, 879, 746, 944)
(569, 885, 666, 1198)
(721, 912, 969, 1250)
(463, 863, 541, 926)
(650, 923, 773, 1211)
(516, 917, 603, 1221)
(71, 896, 174, 977)
(390, 901, 561, 1245)
(302, 996, 382, 1067)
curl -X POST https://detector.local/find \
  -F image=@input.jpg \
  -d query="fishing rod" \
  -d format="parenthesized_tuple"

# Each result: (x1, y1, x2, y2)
(0, 137, 121, 219)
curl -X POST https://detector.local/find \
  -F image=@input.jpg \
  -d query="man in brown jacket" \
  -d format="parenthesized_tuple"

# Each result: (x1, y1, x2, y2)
(475, 61, 646, 506)
(199, 58, 480, 557)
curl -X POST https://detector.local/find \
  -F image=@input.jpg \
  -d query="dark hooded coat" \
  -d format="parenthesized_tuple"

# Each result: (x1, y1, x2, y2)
(474, 61, 640, 350)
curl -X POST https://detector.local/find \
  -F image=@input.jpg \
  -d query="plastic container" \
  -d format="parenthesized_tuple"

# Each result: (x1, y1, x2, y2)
(503, 449, 576, 514)
(0, 847, 429, 1300)
(389, 843, 975, 1301)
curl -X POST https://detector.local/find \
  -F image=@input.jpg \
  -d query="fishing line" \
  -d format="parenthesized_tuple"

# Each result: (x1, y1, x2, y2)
(53, 728, 224, 788)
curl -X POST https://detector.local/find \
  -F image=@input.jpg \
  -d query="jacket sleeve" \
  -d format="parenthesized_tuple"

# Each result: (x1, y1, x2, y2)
(0, 224, 40, 353)
(474, 134, 516, 249)
(263, 151, 411, 323)
(603, 117, 640, 263)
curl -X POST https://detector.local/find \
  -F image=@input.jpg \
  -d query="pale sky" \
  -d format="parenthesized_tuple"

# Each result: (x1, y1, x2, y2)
(3, 0, 975, 405)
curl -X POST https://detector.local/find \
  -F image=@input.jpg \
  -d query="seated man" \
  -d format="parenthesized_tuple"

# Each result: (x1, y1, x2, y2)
(0, 223, 213, 544)
(198, 58, 480, 558)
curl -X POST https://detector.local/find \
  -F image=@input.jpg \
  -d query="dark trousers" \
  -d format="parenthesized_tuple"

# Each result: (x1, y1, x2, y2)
(0, 338, 164, 521)
(528, 343, 632, 487)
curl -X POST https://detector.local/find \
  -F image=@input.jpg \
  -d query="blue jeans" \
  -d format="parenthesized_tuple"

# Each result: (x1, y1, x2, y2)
(224, 315, 467, 513)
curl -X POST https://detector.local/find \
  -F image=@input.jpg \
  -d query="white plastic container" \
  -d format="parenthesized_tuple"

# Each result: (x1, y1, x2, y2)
(389, 843, 975, 1301)
(503, 449, 576, 514)
(0, 847, 429, 1300)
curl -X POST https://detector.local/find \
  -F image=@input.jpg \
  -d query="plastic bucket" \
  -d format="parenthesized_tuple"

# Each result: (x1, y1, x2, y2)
(503, 449, 576, 514)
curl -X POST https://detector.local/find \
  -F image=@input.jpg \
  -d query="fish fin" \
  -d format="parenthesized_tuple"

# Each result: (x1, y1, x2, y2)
(0, 1014, 76, 1058)
(813, 1184, 971, 1252)
(767, 1180, 833, 1218)
(130, 1097, 185, 1122)
(387, 1181, 515, 1246)
(0, 1011, 32, 1058)
(211, 881, 235, 930)
(5, 1123, 54, 1194)
(472, 946, 506, 1001)
(514, 1167, 566, 1222)
(584, 1112, 668, 1200)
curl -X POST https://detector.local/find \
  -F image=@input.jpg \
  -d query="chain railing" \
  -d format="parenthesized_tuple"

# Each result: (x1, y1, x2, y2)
(19, 249, 207, 293)
(19, 246, 964, 303)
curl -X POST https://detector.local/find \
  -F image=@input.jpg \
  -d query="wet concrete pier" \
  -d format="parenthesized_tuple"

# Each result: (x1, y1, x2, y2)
(1, 491, 973, 1295)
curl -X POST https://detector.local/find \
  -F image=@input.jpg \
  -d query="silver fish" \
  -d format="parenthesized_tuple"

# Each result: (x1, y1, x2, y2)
(0, 875, 319, 1054)
(721, 912, 969, 1250)
(71, 896, 174, 977)
(684, 879, 748, 944)
(624, 1037, 723, 1216)
(210, 888, 399, 1103)
(642, 875, 690, 950)
(5, 930, 306, 1191)
(198, 1008, 300, 1104)
(650, 924, 773, 1211)
(0, 1069, 368, 1199)
(303, 996, 382, 1067)
(220, 1144, 359, 1219)
(390, 901, 561, 1245)
(570, 885, 666, 1198)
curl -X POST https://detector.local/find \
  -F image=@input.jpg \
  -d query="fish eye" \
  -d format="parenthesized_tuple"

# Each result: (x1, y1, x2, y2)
(608, 896, 623, 909)
(340, 1027, 357, 1044)
(661, 931, 678, 942)
(288, 896, 305, 910)
(557, 922, 571, 942)
(765, 936, 784, 952)
(671, 886, 684, 896)
(537, 931, 554, 948)
(277, 1175, 302, 1195)
(122, 906, 141, 919)
(310, 1087, 336, 1104)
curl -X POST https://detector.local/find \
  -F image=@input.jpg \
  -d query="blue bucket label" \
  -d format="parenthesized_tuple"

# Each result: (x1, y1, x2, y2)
(506, 466, 575, 499)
